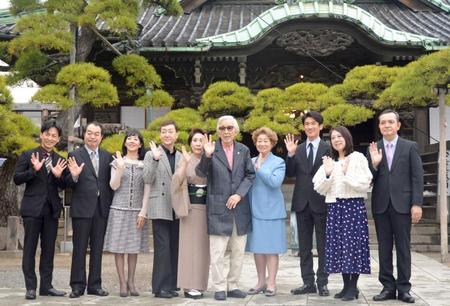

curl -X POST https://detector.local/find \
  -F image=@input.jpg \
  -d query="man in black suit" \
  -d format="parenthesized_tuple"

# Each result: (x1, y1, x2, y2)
(284, 111, 330, 297)
(14, 120, 68, 300)
(368, 109, 423, 304)
(65, 122, 113, 298)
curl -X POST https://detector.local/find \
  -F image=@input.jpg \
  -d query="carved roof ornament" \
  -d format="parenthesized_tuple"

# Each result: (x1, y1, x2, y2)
(276, 29, 354, 56)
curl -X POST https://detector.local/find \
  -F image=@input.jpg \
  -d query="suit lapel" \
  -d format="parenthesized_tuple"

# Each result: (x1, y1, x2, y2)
(313, 141, 327, 171)
(81, 146, 97, 177)
(260, 152, 274, 170)
(299, 142, 308, 169)
(215, 141, 231, 171)
(390, 137, 403, 172)
(232, 143, 242, 173)
(98, 149, 108, 177)
(35, 148, 47, 179)
(377, 140, 389, 171)
(159, 146, 173, 176)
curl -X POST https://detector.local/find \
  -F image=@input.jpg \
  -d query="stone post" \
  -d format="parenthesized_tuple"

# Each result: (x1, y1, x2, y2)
(6, 216, 21, 250)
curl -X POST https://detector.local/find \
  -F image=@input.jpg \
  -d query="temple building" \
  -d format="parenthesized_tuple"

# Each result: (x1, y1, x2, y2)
(0, 0, 449, 238)
(95, 0, 449, 148)
(1, 0, 449, 143)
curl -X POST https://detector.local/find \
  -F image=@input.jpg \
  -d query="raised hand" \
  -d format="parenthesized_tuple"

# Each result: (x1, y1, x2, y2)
(181, 145, 191, 163)
(51, 158, 67, 178)
(149, 141, 161, 161)
(369, 142, 382, 169)
(203, 134, 215, 158)
(284, 133, 298, 156)
(113, 151, 125, 170)
(30, 152, 45, 172)
(322, 156, 334, 176)
(67, 156, 85, 178)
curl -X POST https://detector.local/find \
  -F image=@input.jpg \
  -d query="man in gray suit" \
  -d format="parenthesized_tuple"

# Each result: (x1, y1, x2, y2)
(196, 115, 255, 301)
(367, 109, 423, 304)
(143, 120, 182, 298)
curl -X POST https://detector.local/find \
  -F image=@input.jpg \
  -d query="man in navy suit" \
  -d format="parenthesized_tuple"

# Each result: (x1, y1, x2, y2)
(368, 109, 423, 304)
(14, 120, 68, 300)
(284, 111, 330, 297)
(65, 122, 113, 298)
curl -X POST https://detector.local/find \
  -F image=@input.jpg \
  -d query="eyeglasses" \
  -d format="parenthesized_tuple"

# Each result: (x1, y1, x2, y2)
(218, 126, 235, 132)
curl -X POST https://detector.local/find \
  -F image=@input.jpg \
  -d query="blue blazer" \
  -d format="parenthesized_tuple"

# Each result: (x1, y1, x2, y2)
(250, 153, 286, 220)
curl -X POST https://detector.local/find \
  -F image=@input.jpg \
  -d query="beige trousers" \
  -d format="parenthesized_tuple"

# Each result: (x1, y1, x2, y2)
(209, 222, 247, 291)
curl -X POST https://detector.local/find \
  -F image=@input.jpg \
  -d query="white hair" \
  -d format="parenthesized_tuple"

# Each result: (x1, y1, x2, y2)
(216, 115, 240, 133)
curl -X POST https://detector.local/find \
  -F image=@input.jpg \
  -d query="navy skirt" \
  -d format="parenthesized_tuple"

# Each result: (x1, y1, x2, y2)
(325, 198, 370, 274)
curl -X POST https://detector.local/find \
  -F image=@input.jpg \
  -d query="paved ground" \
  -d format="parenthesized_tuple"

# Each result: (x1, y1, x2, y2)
(1, 250, 450, 305)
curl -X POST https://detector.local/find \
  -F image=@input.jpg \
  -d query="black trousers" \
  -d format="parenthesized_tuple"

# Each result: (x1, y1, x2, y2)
(373, 202, 412, 293)
(70, 203, 107, 292)
(151, 218, 180, 293)
(22, 206, 58, 291)
(296, 204, 328, 286)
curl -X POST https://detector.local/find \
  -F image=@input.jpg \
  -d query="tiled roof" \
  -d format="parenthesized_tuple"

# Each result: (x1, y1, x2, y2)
(359, 2, 450, 42)
(0, 9, 15, 35)
(1, 2, 449, 49)
(137, 1, 450, 49)
(419, 0, 450, 12)
(195, 2, 443, 50)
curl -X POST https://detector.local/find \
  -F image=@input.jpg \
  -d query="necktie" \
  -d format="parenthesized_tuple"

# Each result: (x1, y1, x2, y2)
(44, 153, 52, 175)
(307, 143, 314, 172)
(386, 142, 393, 170)
(90, 151, 99, 176)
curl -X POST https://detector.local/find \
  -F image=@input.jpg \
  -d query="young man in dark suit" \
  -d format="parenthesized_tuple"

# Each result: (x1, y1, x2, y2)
(65, 122, 113, 298)
(368, 109, 423, 304)
(14, 120, 68, 300)
(284, 111, 330, 297)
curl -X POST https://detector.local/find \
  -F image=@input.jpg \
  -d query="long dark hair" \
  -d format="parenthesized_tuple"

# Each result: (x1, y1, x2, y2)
(121, 130, 145, 160)
(330, 126, 354, 160)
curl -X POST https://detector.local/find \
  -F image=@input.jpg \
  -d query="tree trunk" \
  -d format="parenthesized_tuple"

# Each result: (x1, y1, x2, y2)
(0, 158, 21, 227)
(59, 25, 97, 150)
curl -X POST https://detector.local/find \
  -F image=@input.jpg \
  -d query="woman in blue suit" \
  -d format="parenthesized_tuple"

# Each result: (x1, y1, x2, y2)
(246, 127, 287, 297)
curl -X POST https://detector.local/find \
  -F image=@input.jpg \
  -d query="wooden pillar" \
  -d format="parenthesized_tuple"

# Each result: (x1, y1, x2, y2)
(436, 85, 448, 263)
(238, 57, 247, 85)
(194, 59, 202, 84)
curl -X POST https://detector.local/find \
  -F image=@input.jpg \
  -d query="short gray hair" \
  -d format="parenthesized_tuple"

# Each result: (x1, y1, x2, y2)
(216, 115, 240, 133)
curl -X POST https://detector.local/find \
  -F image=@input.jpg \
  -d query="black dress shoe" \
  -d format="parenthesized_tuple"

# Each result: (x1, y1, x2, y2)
(214, 291, 226, 300)
(291, 284, 317, 295)
(87, 288, 109, 296)
(373, 290, 396, 301)
(39, 288, 66, 296)
(227, 289, 247, 298)
(69, 290, 83, 298)
(318, 284, 329, 296)
(25, 290, 36, 300)
(154, 290, 173, 298)
(170, 290, 179, 297)
(398, 292, 415, 303)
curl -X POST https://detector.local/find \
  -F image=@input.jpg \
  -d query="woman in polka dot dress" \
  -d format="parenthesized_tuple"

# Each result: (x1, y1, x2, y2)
(313, 126, 372, 301)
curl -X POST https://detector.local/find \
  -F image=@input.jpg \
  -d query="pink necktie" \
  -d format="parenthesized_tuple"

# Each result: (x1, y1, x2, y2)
(386, 143, 393, 170)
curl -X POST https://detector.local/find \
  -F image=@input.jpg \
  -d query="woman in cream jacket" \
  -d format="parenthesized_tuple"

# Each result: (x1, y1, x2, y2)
(313, 126, 372, 302)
